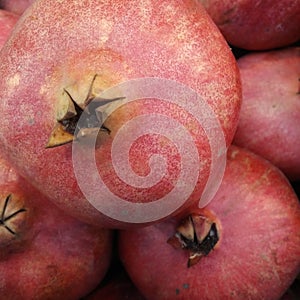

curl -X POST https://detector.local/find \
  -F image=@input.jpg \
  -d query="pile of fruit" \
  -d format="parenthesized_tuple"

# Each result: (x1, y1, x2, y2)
(0, 1, 299, 299)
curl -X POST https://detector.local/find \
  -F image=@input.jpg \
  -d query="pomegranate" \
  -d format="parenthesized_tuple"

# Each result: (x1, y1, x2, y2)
(0, 0, 34, 15)
(0, 154, 113, 299)
(0, 8, 18, 49)
(119, 146, 300, 299)
(198, 0, 300, 50)
(233, 47, 300, 181)
(0, 0, 241, 228)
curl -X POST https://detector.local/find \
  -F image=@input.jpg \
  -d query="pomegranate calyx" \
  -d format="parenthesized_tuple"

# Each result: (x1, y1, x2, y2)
(0, 194, 26, 236)
(46, 74, 125, 148)
(167, 214, 219, 267)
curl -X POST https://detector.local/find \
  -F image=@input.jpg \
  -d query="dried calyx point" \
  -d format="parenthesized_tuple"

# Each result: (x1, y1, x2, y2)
(167, 214, 219, 267)
(46, 74, 125, 148)
(0, 194, 26, 236)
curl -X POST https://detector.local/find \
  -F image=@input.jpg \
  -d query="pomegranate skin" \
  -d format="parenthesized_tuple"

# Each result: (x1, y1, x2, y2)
(0, 0, 35, 15)
(233, 47, 300, 181)
(198, 0, 300, 50)
(0, 155, 113, 300)
(119, 146, 300, 300)
(0, 9, 18, 49)
(0, 0, 241, 228)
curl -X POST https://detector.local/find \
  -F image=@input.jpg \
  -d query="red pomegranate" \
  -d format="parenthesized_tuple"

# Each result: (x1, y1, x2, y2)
(0, 0, 241, 228)
(0, 8, 18, 48)
(0, 153, 113, 299)
(234, 47, 300, 181)
(119, 146, 300, 299)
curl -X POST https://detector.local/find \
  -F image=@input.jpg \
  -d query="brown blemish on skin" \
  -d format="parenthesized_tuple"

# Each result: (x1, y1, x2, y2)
(216, 6, 237, 26)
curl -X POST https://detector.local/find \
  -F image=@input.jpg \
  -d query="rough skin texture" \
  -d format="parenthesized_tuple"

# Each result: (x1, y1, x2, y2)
(0, 9, 18, 49)
(0, 0, 241, 228)
(0, 0, 34, 15)
(0, 155, 113, 299)
(199, 0, 300, 50)
(234, 47, 300, 181)
(119, 146, 300, 299)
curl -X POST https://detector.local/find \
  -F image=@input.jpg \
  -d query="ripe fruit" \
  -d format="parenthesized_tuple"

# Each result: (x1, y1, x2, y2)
(233, 47, 300, 181)
(198, 0, 300, 50)
(0, 9, 18, 49)
(0, 0, 241, 228)
(0, 0, 34, 15)
(119, 146, 300, 299)
(0, 154, 113, 299)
